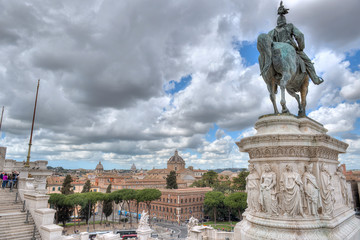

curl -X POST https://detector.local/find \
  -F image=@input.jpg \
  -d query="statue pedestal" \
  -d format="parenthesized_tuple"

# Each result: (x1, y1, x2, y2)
(234, 114, 360, 240)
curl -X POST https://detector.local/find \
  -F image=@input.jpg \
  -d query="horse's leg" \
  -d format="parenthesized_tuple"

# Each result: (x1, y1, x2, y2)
(300, 77, 309, 117)
(267, 81, 279, 114)
(280, 75, 290, 113)
(286, 87, 302, 116)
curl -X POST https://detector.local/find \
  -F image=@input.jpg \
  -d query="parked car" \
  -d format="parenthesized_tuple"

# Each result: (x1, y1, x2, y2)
(151, 233, 158, 238)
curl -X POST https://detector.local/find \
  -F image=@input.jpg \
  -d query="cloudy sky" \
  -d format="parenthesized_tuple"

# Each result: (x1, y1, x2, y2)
(0, 0, 359, 170)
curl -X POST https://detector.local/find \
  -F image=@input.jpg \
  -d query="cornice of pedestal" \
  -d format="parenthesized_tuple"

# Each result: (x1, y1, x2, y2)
(236, 114, 348, 156)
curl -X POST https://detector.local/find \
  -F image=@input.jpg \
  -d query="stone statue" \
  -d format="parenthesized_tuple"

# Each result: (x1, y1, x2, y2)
(280, 164, 304, 217)
(259, 164, 278, 215)
(257, 1, 323, 117)
(246, 164, 261, 213)
(187, 216, 199, 235)
(302, 164, 322, 216)
(319, 164, 335, 216)
(138, 210, 150, 231)
(335, 166, 350, 207)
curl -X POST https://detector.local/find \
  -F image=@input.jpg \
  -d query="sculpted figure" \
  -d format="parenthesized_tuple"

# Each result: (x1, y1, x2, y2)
(268, 2, 323, 85)
(259, 164, 278, 215)
(319, 164, 335, 216)
(302, 164, 322, 216)
(257, 1, 323, 117)
(138, 210, 150, 230)
(187, 216, 199, 235)
(246, 164, 260, 212)
(335, 166, 350, 206)
(280, 165, 304, 217)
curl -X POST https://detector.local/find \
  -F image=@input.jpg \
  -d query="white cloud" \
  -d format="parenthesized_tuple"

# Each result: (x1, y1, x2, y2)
(0, 0, 359, 169)
(308, 103, 360, 133)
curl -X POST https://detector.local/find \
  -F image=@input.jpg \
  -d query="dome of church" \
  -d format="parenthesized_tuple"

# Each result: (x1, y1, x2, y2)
(167, 150, 185, 164)
(95, 161, 104, 171)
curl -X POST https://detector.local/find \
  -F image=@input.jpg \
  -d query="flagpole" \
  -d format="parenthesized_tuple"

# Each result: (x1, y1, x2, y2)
(25, 80, 40, 168)
(0, 106, 4, 133)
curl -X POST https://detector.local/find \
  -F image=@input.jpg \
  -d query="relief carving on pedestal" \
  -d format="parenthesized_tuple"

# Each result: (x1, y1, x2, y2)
(248, 146, 338, 160)
(302, 164, 322, 216)
(246, 164, 260, 213)
(335, 166, 351, 207)
(279, 164, 304, 217)
(259, 164, 278, 215)
(319, 163, 335, 216)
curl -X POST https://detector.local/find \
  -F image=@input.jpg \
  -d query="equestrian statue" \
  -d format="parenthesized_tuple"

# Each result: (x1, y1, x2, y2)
(257, 1, 323, 117)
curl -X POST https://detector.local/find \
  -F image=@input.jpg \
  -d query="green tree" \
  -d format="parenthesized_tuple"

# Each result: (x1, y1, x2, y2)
(191, 170, 220, 188)
(204, 191, 225, 224)
(49, 193, 72, 227)
(79, 180, 92, 222)
(82, 180, 91, 193)
(61, 175, 74, 195)
(232, 171, 249, 190)
(190, 179, 205, 187)
(166, 171, 178, 189)
(65, 193, 85, 232)
(203, 171, 219, 187)
(224, 192, 247, 220)
(134, 190, 142, 223)
(102, 184, 113, 223)
(110, 190, 124, 224)
(136, 188, 161, 222)
(82, 192, 104, 230)
(119, 189, 136, 226)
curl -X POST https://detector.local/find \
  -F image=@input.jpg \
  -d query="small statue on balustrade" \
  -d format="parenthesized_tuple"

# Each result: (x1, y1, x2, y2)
(246, 163, 260, 213)
(280, 164, 304, 217)
(302, 164, 322, 216)
(259, 164, 279, 215)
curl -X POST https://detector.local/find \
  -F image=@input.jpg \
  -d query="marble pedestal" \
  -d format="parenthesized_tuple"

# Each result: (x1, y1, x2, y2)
(234, 114, 360, 240)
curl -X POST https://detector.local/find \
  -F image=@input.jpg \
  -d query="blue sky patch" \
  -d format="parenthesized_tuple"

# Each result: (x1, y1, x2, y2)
(165, 75, 192, 95)
(233, 40, 259, 67)
(345, 50, 360, 72)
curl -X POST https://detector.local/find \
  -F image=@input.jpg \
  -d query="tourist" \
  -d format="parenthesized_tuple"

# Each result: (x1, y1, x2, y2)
(2, 173, 8, 189)
(0, 172, 3, 187)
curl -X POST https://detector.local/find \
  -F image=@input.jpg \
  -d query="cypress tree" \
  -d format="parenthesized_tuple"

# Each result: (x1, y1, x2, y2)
(80, 180, 92, 223)
(82, 180, 91, 193)
(61, 175, 74, 195)
(166, 171, 178, 189)
(103, 184, 113, 222)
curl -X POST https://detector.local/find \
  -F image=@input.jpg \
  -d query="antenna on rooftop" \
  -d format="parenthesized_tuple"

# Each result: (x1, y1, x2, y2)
(25, 80, 40, 168)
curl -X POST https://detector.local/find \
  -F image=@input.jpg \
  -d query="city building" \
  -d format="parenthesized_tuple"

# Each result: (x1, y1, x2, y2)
(128, 187, 212, 223)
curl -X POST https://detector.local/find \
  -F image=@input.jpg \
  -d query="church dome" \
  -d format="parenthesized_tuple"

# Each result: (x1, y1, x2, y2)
(95, 161, 104, 171)
(167, 150, 185, 164)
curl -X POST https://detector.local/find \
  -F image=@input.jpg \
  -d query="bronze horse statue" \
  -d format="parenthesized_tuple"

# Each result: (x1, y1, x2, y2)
(257, 33, 309, 117)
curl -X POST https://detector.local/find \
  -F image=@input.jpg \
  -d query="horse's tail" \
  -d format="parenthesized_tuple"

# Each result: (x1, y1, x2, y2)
(257, 33, 272, 77)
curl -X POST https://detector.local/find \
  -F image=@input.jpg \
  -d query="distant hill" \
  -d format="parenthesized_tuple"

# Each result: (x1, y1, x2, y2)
(210, 168, 247, 173)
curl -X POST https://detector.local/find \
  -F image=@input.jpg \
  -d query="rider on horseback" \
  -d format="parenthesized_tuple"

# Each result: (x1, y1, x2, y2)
(268, 1, 324, 85)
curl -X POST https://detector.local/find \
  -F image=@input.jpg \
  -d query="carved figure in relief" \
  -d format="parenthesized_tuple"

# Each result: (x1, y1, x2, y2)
(319, 163, 335, 216)
(280, 164, 304, 217)
(246, 164, 260, 212)
(335, 166, 350, 207)
(259, 164, 278, 215)
(302, 164, 322, 216)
